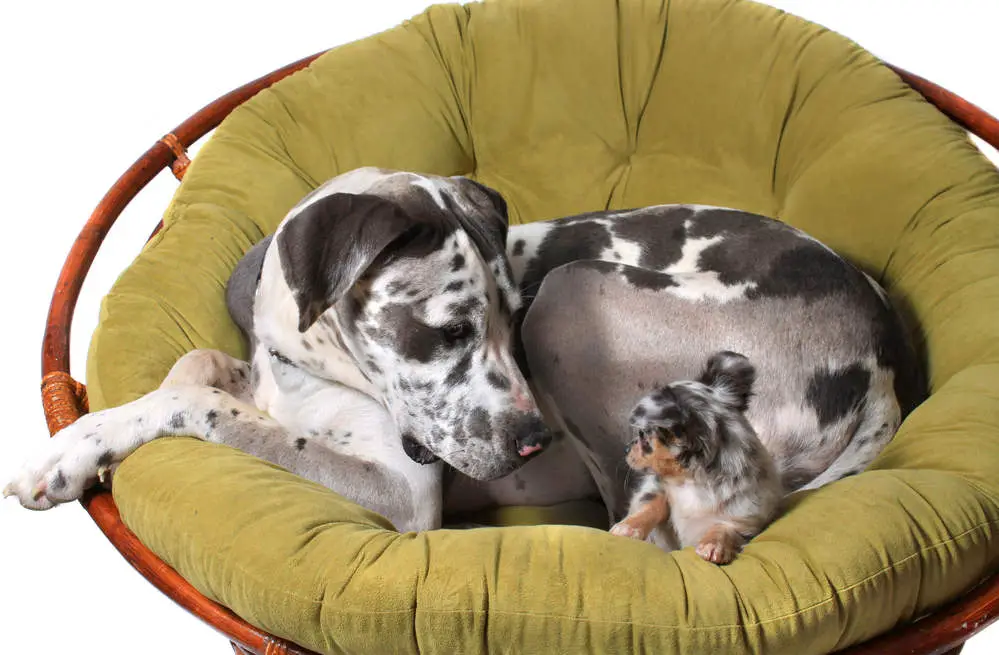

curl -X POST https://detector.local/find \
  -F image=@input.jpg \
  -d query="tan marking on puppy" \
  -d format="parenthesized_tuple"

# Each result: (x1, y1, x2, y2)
(609, 490, 669, 541)
(625, 428, 688, 480)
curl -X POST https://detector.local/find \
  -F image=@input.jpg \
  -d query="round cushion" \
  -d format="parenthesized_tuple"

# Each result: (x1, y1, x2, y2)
(91, 0, 999, 652)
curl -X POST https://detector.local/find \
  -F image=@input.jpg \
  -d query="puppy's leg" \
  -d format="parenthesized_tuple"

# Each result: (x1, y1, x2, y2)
(609, 477, 669, 541)
(695, 524, 746, 565)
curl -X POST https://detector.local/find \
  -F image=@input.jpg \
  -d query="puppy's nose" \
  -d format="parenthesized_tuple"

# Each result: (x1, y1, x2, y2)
(515, 416, 552, 459)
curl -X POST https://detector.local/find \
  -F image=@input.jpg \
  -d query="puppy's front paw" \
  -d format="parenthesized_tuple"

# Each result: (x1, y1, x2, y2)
(610, 520, 651, 541)
(4, 413, 118, 510)
(695, 527, 744, 565)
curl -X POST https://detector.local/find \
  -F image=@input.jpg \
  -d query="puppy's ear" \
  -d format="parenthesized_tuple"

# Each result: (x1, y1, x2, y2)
(630, 386, 687, 429)
(699, 350, 756, 412)
(276, 193, 434, 332)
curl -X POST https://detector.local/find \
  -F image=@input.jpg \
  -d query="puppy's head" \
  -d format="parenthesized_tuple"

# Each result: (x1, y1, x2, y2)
(626, 351, 756, 478)
(272, 168, 550, 481)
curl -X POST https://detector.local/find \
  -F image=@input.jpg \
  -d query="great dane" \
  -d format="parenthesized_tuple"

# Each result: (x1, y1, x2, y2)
(6, 168, 921, 545)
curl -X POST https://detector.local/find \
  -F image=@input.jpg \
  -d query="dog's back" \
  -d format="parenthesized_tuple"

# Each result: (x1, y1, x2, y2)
(515, 205, 921, 515)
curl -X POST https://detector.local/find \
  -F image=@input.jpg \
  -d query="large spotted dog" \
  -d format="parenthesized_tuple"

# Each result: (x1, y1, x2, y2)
(6, 168, 920, 542)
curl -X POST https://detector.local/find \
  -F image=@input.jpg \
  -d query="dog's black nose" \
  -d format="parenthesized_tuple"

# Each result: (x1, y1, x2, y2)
(515, 415, 552, 459)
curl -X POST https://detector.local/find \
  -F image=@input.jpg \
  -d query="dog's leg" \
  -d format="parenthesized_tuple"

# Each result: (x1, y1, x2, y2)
(160, 348, 253, 402)
(796, 387, 900, 492)
(609, 477, 670, 541)
(3, 380, 289, 510)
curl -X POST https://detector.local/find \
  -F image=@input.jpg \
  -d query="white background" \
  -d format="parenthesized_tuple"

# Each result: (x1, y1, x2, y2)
(1, 1, 996, 653)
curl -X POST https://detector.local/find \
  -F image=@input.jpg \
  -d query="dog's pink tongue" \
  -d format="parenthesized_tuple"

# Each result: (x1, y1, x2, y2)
(518, 443, 544, 457)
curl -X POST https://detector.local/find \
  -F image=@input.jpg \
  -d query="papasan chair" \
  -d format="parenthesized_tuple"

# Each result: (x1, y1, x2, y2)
(39, 0, 999, 653)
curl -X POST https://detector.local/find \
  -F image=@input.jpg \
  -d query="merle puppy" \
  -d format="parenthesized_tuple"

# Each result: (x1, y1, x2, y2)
(610, 352, 782, 564)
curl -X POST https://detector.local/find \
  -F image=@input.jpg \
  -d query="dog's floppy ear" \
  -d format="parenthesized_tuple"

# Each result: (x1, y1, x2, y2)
(277, 192, 429, 332)
(698, 350, 756, 411)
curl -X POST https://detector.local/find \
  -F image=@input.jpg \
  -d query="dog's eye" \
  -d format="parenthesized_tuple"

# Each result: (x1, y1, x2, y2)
(440, 321, 474, 343)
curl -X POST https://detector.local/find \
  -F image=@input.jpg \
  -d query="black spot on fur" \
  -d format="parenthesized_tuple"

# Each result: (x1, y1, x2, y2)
(806, 364, 871, 428)
(612, 207, 693, 270)
(379, 303, 450, 363)
(51, 469, 67, 491)
(521, 221, 612, 305)
(486, 371, 511, 391)
(639, 491, 660, 504)
(748, 246, 860, 302)
(230, 408, 240, 417)
(205, 410, 219, 429)
(512, 239, 526, 256)
(97, 451, 114, 467)
(451, 253, 466, 271)
(295, 437, 307, 451)
(444, 280, 465, 293)
(169, 412, 186, 429)
(466, 408, 491, 444)
(620, 265, 677, 291)
(444, 352, 474, 387)
(301, 339, 314, 351)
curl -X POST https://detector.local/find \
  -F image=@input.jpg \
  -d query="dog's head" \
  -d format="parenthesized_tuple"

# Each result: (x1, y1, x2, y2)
(626, 351, 756, 478)
(270, 168, 551, 480)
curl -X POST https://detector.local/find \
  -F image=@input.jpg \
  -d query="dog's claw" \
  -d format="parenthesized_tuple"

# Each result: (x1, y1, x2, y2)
(97, 465, 111, 484)
(30, 483, 47, 501)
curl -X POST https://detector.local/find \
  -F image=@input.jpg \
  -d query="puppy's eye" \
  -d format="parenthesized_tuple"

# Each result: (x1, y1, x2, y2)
(654, 427, 675, 442)
(440, 321, 474, 343)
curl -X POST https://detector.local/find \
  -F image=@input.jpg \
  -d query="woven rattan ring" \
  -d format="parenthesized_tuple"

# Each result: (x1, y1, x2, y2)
(41, 371, 88, 436)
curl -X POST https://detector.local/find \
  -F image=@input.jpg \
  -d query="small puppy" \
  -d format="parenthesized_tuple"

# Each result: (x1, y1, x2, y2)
(609, 351, 781, 564)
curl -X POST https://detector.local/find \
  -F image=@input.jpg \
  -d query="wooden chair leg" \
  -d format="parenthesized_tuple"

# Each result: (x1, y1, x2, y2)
(231, 642, 251, 654)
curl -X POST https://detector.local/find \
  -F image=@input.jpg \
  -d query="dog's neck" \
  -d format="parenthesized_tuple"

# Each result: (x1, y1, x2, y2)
(253, 247, 382, 401)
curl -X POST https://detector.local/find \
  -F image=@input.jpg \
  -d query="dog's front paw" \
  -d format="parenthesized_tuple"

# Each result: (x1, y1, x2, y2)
(610, 520, 651, 541)
(694, 527, 744, 565)
(4, 413, 118, 510)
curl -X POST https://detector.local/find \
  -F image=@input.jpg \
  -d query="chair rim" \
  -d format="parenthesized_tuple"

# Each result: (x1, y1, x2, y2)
(37, 49, 999, 655)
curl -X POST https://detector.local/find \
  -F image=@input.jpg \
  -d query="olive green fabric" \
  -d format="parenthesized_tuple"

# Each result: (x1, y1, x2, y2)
(89, 0, 999, 652)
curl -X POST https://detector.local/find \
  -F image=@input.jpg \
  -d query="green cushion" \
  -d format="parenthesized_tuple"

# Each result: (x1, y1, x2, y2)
(89, 0, 999, 652)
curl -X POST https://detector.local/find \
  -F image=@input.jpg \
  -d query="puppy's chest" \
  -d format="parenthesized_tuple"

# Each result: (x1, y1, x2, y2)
(666, 481, 724, 526)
